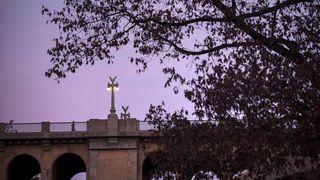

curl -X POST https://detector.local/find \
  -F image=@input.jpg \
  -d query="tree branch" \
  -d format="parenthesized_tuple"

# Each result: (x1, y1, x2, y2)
(242, 0, 310, 19)
(171, 41, 258, 56)
(132, 0, 308, 28)
(134, 16, 258, 56)
(212, 0, 304, 62)
(155, 32, 256, 55)
(141, 16, 231, 26)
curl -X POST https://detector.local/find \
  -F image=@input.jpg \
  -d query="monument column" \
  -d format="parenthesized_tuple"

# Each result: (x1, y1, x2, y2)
(107, 76, 119, 133)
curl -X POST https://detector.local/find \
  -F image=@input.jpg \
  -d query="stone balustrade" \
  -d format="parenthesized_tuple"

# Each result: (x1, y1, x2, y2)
(0, 119, 156, 134)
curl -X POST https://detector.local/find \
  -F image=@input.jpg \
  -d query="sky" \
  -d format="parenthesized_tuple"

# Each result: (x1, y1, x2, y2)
(0, 0, 194, 124)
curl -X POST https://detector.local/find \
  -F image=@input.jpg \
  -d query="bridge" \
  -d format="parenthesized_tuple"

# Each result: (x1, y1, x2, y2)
(0, 116, 156, 180)
(0, 77, 157, 180)
(1, 76, 318, 180)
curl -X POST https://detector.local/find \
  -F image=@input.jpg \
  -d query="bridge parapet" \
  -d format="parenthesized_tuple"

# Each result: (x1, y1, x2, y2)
(0, 121, 87, 133)
(87, 118, 141, 133)
(0, 120, 155, 134)
(0, 118, 153, 160)
(0, 120, 204, 135)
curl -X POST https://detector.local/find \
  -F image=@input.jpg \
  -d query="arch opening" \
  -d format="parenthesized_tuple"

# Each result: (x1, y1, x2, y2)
(142, 156, 156, 180)
(71, 172, 86, 180)
(191, 171, 220, 180)
(7, 154, 41, 180)
(52, 153, 86, 180)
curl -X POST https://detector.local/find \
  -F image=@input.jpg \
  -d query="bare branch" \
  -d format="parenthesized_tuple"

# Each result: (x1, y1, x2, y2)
(242, 0, 310, 18)
(212, 0, 304, 62)
(170, 41, 258, 56)
(144, 25, 258, 55)
(140, 16, 231, 26)
(130, 0, 308, 28)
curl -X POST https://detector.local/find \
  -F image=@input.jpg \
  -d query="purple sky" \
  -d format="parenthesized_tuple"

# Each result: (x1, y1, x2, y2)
(0, 0, 194, 123)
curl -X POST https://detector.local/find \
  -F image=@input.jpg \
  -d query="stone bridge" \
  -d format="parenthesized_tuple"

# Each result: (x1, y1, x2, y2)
(1, 115, 319, 180)
(0, 115, 157, 180)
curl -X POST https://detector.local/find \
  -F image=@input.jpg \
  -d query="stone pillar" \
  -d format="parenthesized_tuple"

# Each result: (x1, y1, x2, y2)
(87, 119, 108, 132)
(128, 149, 138, 180)
(41, 167, 52, 180)
(41, 150, 53, 180)
(87, 119, 100, 132)
(107, 114, 119, 134)
(119, 118, 139, 132)
(0, 159, 6, 180)
(89, 150, 98, 180)
(41, 122, 50, 133)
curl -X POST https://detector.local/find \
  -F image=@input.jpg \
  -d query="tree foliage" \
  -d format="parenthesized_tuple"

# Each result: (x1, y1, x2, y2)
(43, 0, 320, 179)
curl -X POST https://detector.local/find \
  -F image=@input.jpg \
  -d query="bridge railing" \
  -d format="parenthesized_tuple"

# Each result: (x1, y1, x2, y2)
(139, 121, 156, 130)
(0, 121, 87, 133)
(1, 120, 202, 133)
(138, 120, 203, 130)
(50, 122, 87, 132)
(1, 121, 151, 133)
(6, 123, 42, 133)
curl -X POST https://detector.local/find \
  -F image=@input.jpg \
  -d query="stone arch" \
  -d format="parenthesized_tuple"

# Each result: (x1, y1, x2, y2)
(52, 153, 86, 180)
(142, 156, 156, 180)
(7, 154, 41, 180)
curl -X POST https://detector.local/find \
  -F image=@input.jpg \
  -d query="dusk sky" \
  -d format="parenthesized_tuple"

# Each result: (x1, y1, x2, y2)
(0, 0, 194, 124)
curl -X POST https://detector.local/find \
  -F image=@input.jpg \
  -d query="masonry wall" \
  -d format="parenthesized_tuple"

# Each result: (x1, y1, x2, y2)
(0, 143, 89, 180)
(0, 118, 153, 180)
(88, 149, 137, 180)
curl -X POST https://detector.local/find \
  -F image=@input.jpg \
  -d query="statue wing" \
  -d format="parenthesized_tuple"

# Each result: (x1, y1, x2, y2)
(109, 76, 117, 82)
